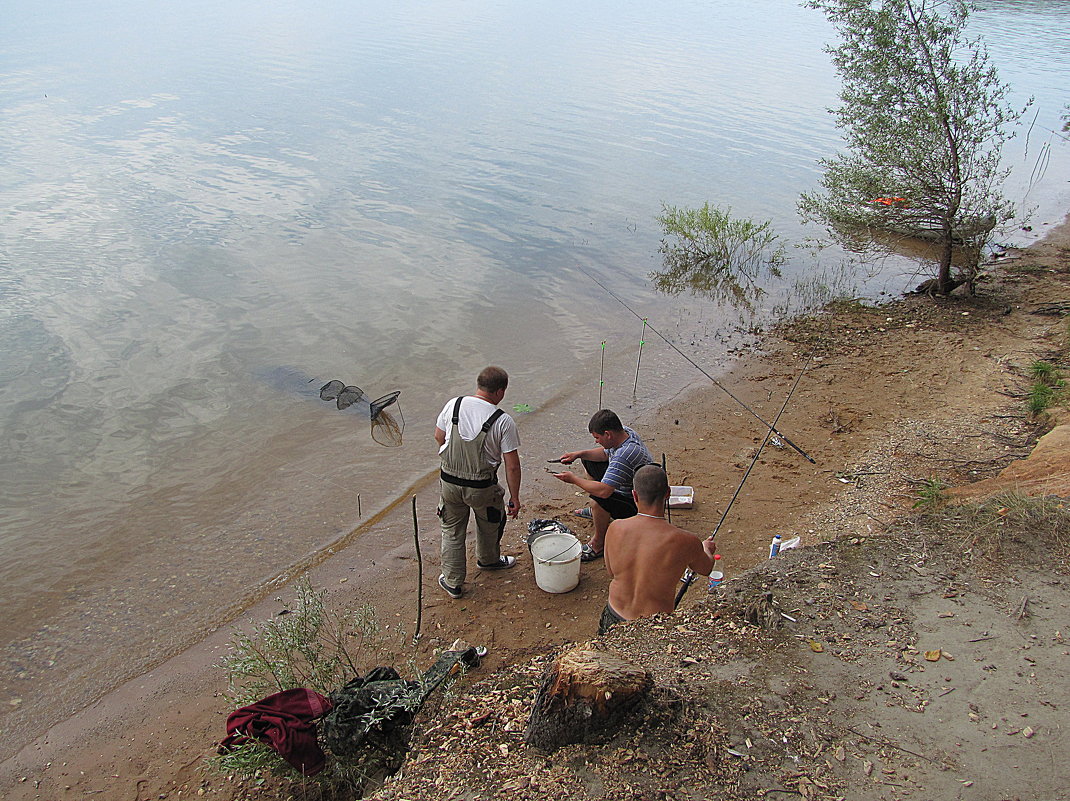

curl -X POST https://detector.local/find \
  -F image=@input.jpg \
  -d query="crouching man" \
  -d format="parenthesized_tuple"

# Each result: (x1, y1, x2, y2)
(600, 465, 716, 634)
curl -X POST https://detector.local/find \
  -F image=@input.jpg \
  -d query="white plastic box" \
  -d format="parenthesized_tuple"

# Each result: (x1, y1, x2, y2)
(668, 486, 694, 509)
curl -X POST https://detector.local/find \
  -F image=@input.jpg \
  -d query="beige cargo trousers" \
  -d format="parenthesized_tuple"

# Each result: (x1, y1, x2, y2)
(438, 400, 507, 588)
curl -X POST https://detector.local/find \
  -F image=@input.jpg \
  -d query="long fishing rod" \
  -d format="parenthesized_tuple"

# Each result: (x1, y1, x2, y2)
(674, 347, 816, 609)
(574, 263, 815, 464)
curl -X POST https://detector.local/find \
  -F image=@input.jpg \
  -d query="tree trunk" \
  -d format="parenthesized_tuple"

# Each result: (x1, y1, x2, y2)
(936, 235, 955, 295)
(525, 647, 653, 751)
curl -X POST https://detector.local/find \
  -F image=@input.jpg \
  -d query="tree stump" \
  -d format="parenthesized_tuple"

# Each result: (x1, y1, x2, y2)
(524, 647, 652, 751)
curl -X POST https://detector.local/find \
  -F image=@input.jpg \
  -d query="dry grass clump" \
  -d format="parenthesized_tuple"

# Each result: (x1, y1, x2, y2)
(902, 491, 1070, 571)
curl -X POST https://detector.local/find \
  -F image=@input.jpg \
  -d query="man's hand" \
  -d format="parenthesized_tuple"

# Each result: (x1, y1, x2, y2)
(507, 499, 521, 519)
(702, 536, 716, 557)
(552, 471, 577, 485)
(558, 451, 580, 465)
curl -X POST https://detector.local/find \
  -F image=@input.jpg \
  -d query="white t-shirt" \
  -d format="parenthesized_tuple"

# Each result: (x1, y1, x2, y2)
(436, 396, 520, 468)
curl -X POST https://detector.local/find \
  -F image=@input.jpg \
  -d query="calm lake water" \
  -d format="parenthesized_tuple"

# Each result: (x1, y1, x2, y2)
(1, 0, 1068, 757)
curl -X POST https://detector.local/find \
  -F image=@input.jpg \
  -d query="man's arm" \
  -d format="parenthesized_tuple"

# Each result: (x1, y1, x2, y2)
(559, 446, 607, 464)
(687, 536, 717, 576)
(603, 521, 618, 578)
(503, 449, 522, 518)
(551, 471, 615, 498)
(434, 427, 446, 447)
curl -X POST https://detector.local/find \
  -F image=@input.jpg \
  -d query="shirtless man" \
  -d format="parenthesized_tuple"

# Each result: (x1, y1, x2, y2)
(599, 465, 716, 634)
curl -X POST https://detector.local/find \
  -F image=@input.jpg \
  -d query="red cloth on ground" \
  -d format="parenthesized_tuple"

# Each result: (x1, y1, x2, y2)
(219, 688, 333, 776)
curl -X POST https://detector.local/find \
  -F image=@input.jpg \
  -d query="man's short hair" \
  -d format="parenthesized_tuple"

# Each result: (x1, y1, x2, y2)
(633, 465, 669, 505)
(477, 366, 509, 394)
(588, 409, 623, 434)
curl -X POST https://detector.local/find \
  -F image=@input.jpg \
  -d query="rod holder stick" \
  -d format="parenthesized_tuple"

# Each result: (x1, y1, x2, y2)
(412, 495, 423, 643)
(661, 452, 671, 524)
(357, 493, 361, 518)
(598, 340, 607, 409)
(573, 263, 815, 464)
(632, 318, 648, 396)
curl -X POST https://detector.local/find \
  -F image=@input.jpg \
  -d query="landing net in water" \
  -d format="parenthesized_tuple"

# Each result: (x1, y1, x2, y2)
(318, 380, 404, 447)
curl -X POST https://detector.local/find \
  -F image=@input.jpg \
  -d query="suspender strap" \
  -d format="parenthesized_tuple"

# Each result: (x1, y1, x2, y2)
(440, 397, 503, 488)
(451, 397, 503, 432)
(481, 408, 504, 433)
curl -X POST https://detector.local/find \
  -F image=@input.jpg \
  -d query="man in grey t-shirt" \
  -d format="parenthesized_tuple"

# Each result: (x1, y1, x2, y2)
(551, 409, 653, 563)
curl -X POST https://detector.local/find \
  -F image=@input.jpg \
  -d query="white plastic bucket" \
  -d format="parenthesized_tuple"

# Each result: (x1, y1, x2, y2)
(530, 532, 582, 593)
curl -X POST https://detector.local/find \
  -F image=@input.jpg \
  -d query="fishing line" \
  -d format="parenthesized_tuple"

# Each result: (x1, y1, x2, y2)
(574, 262, 815, 463)
(674, 346, 817, 609)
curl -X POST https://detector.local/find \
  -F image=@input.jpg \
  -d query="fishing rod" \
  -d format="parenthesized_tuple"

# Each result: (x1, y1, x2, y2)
(573, 263, 815, 464)
(674, 347, 815, 609)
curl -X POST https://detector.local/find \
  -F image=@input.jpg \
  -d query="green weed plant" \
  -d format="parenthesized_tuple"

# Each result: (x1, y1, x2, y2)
(1027, 360, 1065, 416)
(653, 203, 784, 313)
(912, 477, 949, 509)
(205, 578, 400, 796)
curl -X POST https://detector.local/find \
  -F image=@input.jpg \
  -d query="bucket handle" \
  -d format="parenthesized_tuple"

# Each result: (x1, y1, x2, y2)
(541, 540, 580, 563)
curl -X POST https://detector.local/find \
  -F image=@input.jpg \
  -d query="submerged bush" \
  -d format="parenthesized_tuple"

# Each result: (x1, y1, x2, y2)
(653, 203, 785, 313)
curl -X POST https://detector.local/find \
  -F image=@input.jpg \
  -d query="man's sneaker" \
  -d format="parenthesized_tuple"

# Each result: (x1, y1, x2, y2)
(438, 574, 463, 599)
(477, 555, 517, 571)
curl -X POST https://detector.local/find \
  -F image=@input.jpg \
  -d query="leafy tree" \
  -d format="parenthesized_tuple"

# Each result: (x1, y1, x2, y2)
(800, 0, 1028, 296)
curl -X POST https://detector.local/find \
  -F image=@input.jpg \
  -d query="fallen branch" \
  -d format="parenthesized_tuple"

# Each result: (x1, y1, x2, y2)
(845, 726, 941, 765)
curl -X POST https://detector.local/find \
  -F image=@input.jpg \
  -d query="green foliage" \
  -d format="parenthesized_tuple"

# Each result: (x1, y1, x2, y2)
(1029, 360, 1062, 385)
(1026, 360, 1065, 415)
(912, 476, 949, 508)
(800, 0, 1028, 295)
(1027, 381, 1065, 416)
(220, 579, 383, 706)
(652, 203, 785, 312)
(205, 578, 397, 795)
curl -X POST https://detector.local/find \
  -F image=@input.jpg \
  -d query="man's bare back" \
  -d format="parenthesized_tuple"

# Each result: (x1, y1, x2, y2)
(604, 513, 715, 620)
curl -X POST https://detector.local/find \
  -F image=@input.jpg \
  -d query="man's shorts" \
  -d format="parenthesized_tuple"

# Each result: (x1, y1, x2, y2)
(581, 458, 638, 520)
(599, 602, 626, 635)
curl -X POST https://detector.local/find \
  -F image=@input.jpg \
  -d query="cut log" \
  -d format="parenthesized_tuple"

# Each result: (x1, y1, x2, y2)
(524, 647, 652, 751)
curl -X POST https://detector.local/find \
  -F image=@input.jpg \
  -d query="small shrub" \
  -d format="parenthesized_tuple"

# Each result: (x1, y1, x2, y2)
(653, 203, 785, 312)
(204, 578, 402, 797)
(912, 477, 948, 509)
(1029, 360, 1063, 385)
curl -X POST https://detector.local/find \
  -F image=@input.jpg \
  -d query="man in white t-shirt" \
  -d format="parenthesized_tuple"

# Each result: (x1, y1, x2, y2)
(433, 366, 522, 599)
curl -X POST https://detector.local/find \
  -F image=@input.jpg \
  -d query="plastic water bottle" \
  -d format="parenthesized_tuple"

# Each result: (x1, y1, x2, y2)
(707, 554, 723, 592)
(769, 535, 782, 558)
